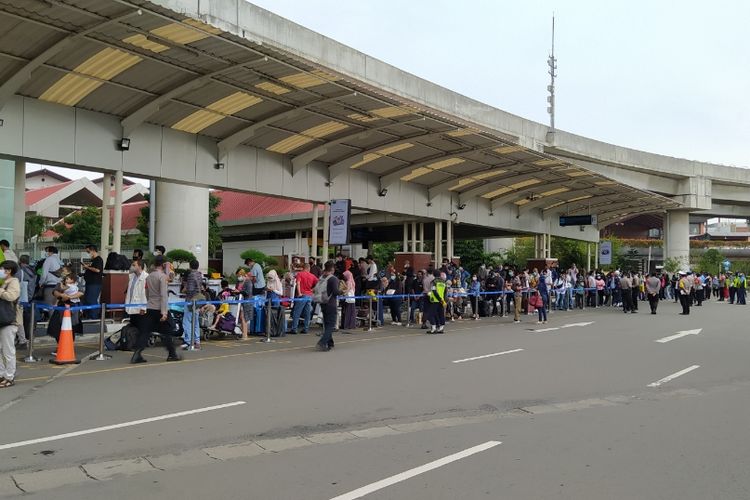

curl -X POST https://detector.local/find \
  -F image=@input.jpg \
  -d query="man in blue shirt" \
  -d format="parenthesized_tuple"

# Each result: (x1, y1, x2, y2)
(245, 257, 266, 296)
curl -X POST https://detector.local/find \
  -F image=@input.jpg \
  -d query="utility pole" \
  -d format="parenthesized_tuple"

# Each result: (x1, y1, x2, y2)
(546, 14, 557, 143)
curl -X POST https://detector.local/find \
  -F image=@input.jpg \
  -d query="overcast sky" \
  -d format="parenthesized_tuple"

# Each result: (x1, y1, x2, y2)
(250, 0, 749, 168)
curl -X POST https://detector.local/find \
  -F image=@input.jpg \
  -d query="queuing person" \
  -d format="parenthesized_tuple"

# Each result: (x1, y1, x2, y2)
(384, 273, 403, 325)
(735, 273, 747, 305)
(290, 263, 317, 334)
(421, 268, 435, 329)
(316, 261, 339, 351)
(0, 241, 17, 263)
(181, 259, 203, 349)
(512, 272, 523, 323)
(39, 246, 63, 306)
(245, 257, 266, 296)
(620, 273, 635, 313)
(153, 245, 174, 280)
(407, 270, 424, 325)
(131, 248, 144, 262)
(309, 257, 322, 278)
(0, 260, 21, 388)
(131, 256, 180, 363)
(469, 274, 481, 320)
(340, 270, 356, 330)
(645, 272, 661, 314)
(17, 255, 35, 346)
(536, 271, 548, 324)
(630, 273, 640, 312)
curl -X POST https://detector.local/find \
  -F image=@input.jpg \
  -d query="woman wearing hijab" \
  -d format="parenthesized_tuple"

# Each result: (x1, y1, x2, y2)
(266, 270, 286, 336)
(340, 270, 357, 330)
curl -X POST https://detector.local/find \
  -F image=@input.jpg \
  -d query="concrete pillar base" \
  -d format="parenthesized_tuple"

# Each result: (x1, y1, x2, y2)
(664, 210, 690, 269)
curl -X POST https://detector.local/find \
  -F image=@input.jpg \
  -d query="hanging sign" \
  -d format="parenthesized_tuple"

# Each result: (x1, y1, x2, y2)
(328, 199, 351, 245)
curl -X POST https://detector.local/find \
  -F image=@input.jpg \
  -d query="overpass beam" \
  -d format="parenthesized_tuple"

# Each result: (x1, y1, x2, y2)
(664, 210, 691, 270)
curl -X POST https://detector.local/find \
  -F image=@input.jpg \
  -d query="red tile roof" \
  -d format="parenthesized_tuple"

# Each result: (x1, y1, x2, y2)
(120, 201, 147, 230)
(25, 181, 74, 206)
(215, 191, 320, 222)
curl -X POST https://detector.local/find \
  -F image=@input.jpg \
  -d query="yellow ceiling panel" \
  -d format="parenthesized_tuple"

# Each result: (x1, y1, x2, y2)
(376, 143, 413, 156)
(540, 187, 571, 197)
(39, 48, 141, 106)
(267, 121, 348, 154)
(123, 34, 169, 53)
(534, 159, 564, 166)
(446, 129, 474, 137)
(304, 121, 348, 138)
(279, 70, 339, 89)
(494, 145, 525, 154)
(427, 158, 465, 170)
(183, 18, 222, 34)
(207, 92, 262, 115)
(566, 195, 593, 203)
(449, 178, 480, 191)
(171, 110, 224, 133)
(401, 167, 432, 182)
(351, 153, 380, 169)
(482, 186, 512, 199)
(267, 135, 314, 154)
(474, 170, 506, 180)
(371, 106, 412, 118)
(39, 74, 103, 106)
(566, 170, 590, 177)
(347, 113, 380, 123)
(75, 48, 141, 80)
(255, 81, 292, 95)
(514, 198, 531, 206)
(151, 23, 208, 44)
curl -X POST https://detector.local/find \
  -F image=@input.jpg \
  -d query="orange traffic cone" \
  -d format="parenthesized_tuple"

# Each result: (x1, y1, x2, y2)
(50, 306, 80, 365)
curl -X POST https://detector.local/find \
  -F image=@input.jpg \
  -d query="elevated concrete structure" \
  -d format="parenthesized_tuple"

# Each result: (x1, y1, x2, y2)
(0, 0, 745, 269)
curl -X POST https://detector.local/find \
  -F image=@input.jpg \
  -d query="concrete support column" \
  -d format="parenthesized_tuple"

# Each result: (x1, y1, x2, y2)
(546, 234, 552, 258)
(411, 221, 417, 252)
(155, 182, 209, 270)
(295, 230, 302, 255)
(100, 174, 111, 255)
(322, 201, 330, 261)
(13, 160, 25, 246)
(111, 170, 123, 254)
(403, 223, 408, 252)
(664, 210, 690, 268)
(419, 223, 425, 252)
(595, 242, 600, 269)
(311, 203, 319, 259)
(148, 180, 156, 252)
(587, 243, 591, 272)
(446, 220, 453, 261)
(434, 221, 443, 264)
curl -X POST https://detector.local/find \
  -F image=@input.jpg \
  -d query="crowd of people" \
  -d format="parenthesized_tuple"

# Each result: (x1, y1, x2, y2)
(2, 242, 747, 387)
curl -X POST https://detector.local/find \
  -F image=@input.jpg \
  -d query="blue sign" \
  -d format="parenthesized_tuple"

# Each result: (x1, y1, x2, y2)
(723, 260, 731, 270)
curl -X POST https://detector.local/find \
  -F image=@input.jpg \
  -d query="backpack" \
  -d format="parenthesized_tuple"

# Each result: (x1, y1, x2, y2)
(116, 324, 139, 351)
(312, 275, 331, 304)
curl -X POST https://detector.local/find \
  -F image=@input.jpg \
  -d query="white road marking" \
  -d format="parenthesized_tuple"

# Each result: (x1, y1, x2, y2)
(452, 349, 524, 364)
(655, 329, 702, 343)
(647, 365, 700, 387)
(532, 321, 594, 333)
(0, 401, 246, 451)
(329, 440, 502, 500)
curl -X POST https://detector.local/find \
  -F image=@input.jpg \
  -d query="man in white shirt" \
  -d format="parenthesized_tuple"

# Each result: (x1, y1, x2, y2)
(365, 256, 378, 289)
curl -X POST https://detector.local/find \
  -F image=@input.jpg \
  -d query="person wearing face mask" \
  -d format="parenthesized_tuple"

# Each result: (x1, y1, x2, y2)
(0, 260, 22, 388)
(82, 244, 104, 319)
(131, 248, 144, 262)
(39, 246, 63, 307)
(125, 259, 148, 320)
(384, 273, 403, 326)
(469, 274, 481, 320)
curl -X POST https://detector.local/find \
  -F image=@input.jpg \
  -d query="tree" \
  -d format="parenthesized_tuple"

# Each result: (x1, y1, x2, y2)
(53, 207, 102, 244)
(165, 248, 196, 270)
(371, 242, 401, 268)
(136, 193, 150, 238)
(550, 237, 588, 270)
(239, 249, 276, 270)
(698, 248, 724, 274)
(453, 239, 485, 272)
(662, 256, 682, 274)
(25, 214, 46, 242)
(503, 237, 534, 269)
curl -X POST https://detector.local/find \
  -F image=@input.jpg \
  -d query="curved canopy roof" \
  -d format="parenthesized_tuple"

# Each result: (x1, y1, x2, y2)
(0, 0, 681, 226)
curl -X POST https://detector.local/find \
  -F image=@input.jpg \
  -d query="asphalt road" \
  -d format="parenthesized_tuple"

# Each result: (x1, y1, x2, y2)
(1, 297, 748, 499)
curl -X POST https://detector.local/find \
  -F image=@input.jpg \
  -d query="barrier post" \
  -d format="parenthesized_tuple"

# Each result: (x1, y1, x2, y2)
(260, 295, 274, 343)
(188, 300, 199, 350)
(24, 302, 39, 363)
(366, 295, 374, 331)
(90, 303, 112, 361)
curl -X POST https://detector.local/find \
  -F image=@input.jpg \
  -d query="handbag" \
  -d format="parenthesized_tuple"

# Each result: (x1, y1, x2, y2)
(0, 298, 17, 327)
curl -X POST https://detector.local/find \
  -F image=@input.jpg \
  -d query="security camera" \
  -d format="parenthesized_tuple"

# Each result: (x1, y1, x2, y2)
(457, 202, 467, 210)
(378, 188, 388, 197)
